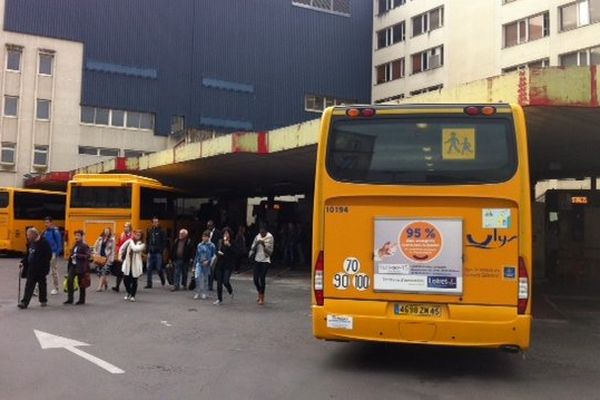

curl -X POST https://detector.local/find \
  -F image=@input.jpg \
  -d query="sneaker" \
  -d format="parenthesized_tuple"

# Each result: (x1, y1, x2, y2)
(111, 287, 119, 292)
(17, 303, 27, 309)
(129, 297, 136, 302)
(193, 293, 200, 300)
(40, 302, 47, 307)
(63, 300, 73, 305)
(201, 294, 208, 300)
(124, 295, 130, 300)
(144, 285, 152, 289)
(170, 287, 179, 292)
(50, 289, 58, 295)
(213, 300, 222, 305)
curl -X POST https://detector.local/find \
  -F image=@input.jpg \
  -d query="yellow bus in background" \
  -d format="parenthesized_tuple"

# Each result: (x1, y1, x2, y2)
(65, 174, 176, 254)
(312, 104, 532, 351)
(0, 188, 65, 254)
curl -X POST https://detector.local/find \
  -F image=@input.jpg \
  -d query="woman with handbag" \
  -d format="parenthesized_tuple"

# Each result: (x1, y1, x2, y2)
(120, 229, 145, 302)
(93, 227, 115, 292)
(64, 230, 91, 305)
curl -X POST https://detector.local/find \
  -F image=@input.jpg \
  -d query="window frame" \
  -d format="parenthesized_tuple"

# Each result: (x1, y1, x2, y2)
(559, 0, 600, 31)
(560, 45, 600, 66)
(36, 99, 51, 121)
(376, 21, 406, 49)
(378, 0, 406, 15)
(6, 46, 22, 72)
(292, 0, 350, 17)
(3, 95, 19, 118)
(0, 142, 16, 165)
(375, 58, 405, 85)
(503, 12, 550, 48)
(411, 46, 444, 74)
(38, 52, 54, 76)
(412, 7, 444, 37)
(32, 145, 49, 168)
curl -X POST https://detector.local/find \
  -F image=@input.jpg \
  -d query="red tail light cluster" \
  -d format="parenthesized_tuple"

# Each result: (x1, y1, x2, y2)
(346, 108, 376, 118)
(464, 106, 497, 116)
(314, 251, 324, 306)
(517, 256, 529, 314)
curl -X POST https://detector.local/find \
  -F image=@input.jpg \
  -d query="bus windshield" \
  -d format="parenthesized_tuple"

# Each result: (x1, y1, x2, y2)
(326, 117, 517, 185)
(70, 186, 132, 208)
(0, 191, 8, 208)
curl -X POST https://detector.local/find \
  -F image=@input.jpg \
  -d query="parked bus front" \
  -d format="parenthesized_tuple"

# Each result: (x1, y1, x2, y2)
(312, 104, 532, 351)
(65, 174, 176, 255)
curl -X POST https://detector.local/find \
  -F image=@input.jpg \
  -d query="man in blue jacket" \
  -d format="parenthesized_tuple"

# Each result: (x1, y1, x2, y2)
(43, 217, 62, 295)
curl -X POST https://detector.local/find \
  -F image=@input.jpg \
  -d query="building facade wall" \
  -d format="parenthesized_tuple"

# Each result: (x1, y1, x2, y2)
(0, 1, 166, 187)
(373, 0, 600, 103)
(4, 0, 373, 136)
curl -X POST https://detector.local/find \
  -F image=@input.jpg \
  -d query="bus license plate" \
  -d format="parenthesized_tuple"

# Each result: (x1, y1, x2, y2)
(395, 303, 441, 317)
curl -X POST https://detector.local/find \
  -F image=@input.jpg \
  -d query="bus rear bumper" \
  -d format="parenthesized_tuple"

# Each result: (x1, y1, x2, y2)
(312, 300, 531, 350)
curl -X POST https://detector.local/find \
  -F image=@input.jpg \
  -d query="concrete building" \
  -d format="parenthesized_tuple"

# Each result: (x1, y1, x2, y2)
(0, 2, 166, 186)
(372, 0, 600, 103)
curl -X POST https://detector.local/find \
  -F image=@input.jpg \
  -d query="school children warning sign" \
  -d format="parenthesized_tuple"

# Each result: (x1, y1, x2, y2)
(442, 128, 476, 160)
(374, 218, 463, 294)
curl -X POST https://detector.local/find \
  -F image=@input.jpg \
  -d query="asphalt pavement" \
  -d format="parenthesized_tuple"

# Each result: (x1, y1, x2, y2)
(0, 257, 599, 400)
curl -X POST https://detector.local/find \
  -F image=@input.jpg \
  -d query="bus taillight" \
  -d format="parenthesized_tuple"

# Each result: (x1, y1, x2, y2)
(314, 251, 324, 306)
(518, 256, 529, 314)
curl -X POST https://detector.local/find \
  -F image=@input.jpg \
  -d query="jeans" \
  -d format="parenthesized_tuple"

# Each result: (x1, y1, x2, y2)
(146, 252, 165, 287)
(173, 259, 188, 289)
(195, 265, 210, 296)
(123, 272, 138, 297)
(67, 265, 85, 303)
(22, 275, 47, 306)
(253, 262, 270, 295)
(215, 265, 233, 301)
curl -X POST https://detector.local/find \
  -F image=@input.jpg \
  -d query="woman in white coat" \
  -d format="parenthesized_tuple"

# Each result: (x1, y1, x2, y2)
(120, 229, 145, 302)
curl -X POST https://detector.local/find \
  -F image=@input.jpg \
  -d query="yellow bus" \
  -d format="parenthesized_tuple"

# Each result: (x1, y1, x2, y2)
(65, 174, 176, 254)
(0, 188, 66, 254)
(312, 104, 532, 351)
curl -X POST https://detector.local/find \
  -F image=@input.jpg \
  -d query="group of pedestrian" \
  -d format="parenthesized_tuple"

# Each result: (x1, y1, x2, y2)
(17, 216, 275, 309)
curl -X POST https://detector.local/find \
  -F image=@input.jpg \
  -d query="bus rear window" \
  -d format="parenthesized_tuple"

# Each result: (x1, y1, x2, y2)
(0, 192, 8, 208)
(326, 117, 518, 185)
(14, 192, 65, 220)
(70, 186, 132, 208)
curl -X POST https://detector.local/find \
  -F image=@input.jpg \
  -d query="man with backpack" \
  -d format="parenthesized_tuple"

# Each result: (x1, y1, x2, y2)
(43, 216, 63, 295)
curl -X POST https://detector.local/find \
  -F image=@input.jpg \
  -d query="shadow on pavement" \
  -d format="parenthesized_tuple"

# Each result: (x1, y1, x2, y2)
(325, 341, 517, 380)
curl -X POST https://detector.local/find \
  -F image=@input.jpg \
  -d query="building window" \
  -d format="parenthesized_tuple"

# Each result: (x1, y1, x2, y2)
(374, 94, 405, 104)
(81, 106, 95, 123)
(33, 145, 48, 167)
(502, 58, 550, 73)
(292, 0, 350, 16)
(375, 58, 405, 84)
(124, 150, 144, 158)
(139, 113, 154, 130)
(560, 0, 600, 31)
(411, 46, 443, 74)
(111, 110, 125, 127)
(3, 96, 18, 117)
(560, 45, 600, 66)
(126, 112, 141, 128)
(377, 22, 405, 49)
(6, 46, 22, 72)
(78, 146, 98, 156)
(171, 115, 185, 134)
(95, 108, 110, 125)
(412, 7, 444, 37)
(99, 148, 119, 157)
(410, 84, 443, 97)
(305, 94, 355, 112)
(378, 0, 406, 15)
(504, 12, 550, 47)
(39, 53, 54, 75)
(36, 99, 51, 120)
(1, 143, 16, 164)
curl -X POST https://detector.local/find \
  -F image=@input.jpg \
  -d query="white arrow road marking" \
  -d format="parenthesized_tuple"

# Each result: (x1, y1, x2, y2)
(160, 321, 172, 327)
(34, 329, 124, 374)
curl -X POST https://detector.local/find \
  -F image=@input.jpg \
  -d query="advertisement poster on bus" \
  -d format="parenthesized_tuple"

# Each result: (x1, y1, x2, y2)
(373, 218, 463, 294)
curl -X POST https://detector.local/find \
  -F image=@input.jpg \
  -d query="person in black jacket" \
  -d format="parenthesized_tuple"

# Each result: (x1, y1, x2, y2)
(18, 228, 52, 309)
(213, 227, 235, 305)
(145, 217, 167, 289)
(169, 229, 194, 291)
(64, 230, 91, 305)
(207, 220, 221, 291)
